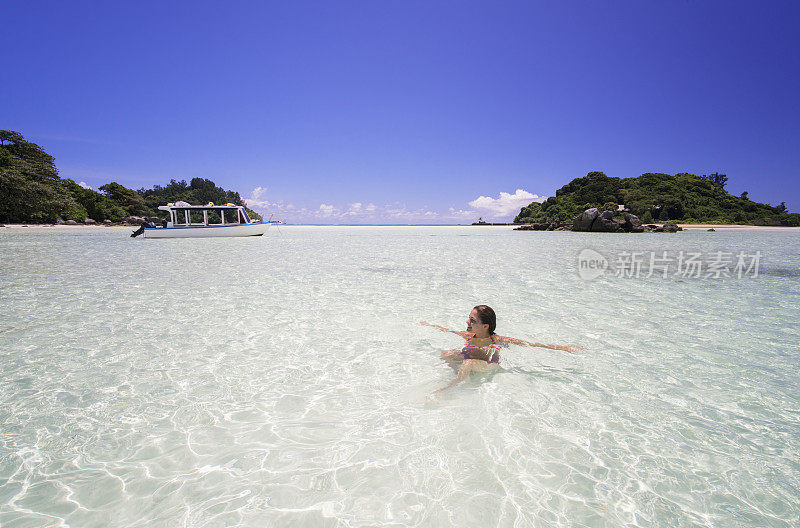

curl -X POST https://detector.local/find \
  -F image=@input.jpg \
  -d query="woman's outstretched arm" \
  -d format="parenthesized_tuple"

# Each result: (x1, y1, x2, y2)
(420, 321, 471, 338)
(495, 335, 583, 353)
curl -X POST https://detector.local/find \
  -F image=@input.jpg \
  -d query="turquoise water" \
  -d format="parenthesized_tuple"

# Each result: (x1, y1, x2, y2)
(1, 226, 799, 527)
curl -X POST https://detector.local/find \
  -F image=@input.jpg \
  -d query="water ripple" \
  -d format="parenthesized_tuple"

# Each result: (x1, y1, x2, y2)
(1, 227, 799, 526)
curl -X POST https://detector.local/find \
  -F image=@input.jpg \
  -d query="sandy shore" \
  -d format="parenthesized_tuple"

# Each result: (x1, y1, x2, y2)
(676, 223, 800, 231)
(1, 224, 135, 232)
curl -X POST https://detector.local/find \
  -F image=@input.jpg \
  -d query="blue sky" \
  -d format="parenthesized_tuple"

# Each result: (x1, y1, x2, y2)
(2, 1, 799, 223)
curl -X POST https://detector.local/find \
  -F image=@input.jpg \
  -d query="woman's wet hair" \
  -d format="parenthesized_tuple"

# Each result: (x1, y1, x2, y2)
(473, 305, 496, 335)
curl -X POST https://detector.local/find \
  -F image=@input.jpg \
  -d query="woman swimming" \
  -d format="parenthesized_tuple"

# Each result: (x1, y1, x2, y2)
(422, 305, 582, 397)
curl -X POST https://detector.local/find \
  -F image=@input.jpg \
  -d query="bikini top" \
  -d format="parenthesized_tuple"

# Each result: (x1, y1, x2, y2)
(461, 334, 502, 363)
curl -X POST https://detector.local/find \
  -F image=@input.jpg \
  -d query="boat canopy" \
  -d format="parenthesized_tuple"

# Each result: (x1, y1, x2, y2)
(157, 203, 252, 226)
(157, 204, 243, 212)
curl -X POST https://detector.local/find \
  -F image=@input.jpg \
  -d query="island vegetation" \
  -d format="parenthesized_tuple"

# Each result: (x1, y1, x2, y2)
(3, 130, 797, 227)
(515, 171, 799, 226)
(0, 130, 260, 223)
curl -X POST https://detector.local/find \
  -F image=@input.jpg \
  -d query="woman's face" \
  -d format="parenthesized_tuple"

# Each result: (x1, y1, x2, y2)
(467, 309, 487, 334)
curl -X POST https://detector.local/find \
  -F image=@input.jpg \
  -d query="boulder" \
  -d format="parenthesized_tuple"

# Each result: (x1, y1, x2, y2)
(513, 223, 548, 231)
(572, 208, 600, 232)
(123, 216, 145, 225)
(64, 220, 79, 225)
(103, 219, 112, 224)
(546, 220, 568, 231)
(591, 210, 621, 232)
(514, 222, 561, 231)
(662, 223, 679, 233)
(84, 218, 96, 225)
(624, 213, 644, 233)
(707, 228, 715, 232)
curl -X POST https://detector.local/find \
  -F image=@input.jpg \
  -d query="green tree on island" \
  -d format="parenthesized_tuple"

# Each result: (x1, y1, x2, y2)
(98, 182, 149, 216)
(0, 130, 261, 223)
(514, 171, 799, 226)
(0, 130, 77, 222)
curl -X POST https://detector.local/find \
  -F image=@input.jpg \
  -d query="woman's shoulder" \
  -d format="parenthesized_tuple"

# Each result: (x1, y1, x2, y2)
(489, 335, 507, 348)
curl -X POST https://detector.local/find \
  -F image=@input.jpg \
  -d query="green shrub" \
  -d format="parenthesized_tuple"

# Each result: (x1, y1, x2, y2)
(514, 170, 794, 225)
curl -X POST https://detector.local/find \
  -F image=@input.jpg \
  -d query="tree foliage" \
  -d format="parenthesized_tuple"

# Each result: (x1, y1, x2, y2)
(99, 182, 149, 216)
(700, 172, 728, 188)
(0, 130, 261, 223)
(514, 171, 799, 226)
(137, 178, 260, 221)
(61, 179, 128, 222)
(0, 130, 78, 222)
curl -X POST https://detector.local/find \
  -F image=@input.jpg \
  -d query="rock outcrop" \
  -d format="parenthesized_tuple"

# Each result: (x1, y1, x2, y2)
(513, 221, 572, 231)
(122, 216, 146, 225)
(516, 209, 683, 233)
(572, 208, 625, 232)
(572, 209, 680, 233)
(572, 208, 600, 232)
(623, 214, 644, 233)
(514, 223, 551, 231)
(592, 210, 621, 232)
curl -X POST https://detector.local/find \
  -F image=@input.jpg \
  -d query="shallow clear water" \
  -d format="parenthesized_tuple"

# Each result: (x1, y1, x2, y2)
(1, 226, 799, 527)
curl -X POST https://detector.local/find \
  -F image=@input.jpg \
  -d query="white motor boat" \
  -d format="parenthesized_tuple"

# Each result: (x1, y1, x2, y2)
(131, 202, 278, 238)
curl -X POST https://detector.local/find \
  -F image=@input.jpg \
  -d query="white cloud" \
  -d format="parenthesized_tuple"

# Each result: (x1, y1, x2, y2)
(344, 202, 363, 216)
(243, 187, 305, 222)
(242, 188, 546, 224)
(468, 189, 545, 219)
(280, 200, 442, 223)
(447, 207, 476, 218)
(318, 203, 337, 217)
(243, 186, 274, 209)
(78, 181, 92, 190)
(385, 206, 410, 217)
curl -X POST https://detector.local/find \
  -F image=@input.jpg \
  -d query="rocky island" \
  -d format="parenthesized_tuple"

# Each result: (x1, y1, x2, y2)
(515, 207, 682, 233)
(513, 171, 798, 230)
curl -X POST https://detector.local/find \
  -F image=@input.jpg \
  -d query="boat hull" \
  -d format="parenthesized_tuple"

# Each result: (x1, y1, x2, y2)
(142, 222, 271, 238)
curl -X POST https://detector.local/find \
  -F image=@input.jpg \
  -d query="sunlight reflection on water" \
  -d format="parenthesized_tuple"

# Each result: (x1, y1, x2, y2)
(1, 226, 799, 527)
